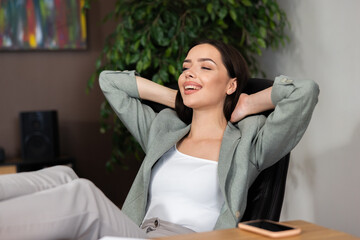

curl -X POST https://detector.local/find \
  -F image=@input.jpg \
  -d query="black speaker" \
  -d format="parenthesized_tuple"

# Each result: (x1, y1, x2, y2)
(0, 147, 5, 163)
(20, 110, 59, 162)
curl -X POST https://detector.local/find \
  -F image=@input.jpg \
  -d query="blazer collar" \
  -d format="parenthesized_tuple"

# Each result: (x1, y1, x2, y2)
(143, 122, 241, 191)
(144, 125, 191, 171)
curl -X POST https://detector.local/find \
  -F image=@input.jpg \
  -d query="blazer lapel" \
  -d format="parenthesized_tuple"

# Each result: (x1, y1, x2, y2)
(143, 125, 191, 175)
(218, 123, 242, 205)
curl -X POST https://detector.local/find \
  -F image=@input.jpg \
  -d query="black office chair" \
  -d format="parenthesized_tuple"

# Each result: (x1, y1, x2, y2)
(143, 78, 290, 223)
(240, 78, 290, 222)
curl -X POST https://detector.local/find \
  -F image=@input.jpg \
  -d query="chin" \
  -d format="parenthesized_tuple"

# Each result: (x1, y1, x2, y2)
(183, 100, 195, 109)
(181, 97, 199, 109)
(181, 93, 209, 109)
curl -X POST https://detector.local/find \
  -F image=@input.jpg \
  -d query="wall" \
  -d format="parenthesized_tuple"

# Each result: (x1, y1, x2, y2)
(258, 0, 360, 236)
(0, 0, 140, 206)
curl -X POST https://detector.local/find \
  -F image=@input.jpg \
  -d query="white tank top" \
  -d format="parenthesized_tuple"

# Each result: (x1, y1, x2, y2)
(143, 146, 224, 232)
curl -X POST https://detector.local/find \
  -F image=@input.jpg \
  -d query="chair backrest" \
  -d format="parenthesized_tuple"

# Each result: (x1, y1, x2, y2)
(143, 78, 290, 222)
(240, 78, 289, 222)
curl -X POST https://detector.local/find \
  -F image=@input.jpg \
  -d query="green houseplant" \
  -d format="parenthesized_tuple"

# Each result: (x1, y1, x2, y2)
(85, 0, 289, 170)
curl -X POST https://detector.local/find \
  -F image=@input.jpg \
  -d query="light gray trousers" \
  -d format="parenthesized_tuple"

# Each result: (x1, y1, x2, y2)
(0, 166, 194, 240)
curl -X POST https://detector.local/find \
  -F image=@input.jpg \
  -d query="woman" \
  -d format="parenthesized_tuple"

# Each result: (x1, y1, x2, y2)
(0, 40, 319, 239)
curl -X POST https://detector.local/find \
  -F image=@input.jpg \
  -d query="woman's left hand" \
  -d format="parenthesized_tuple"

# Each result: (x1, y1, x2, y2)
(230, 87, 275, 123)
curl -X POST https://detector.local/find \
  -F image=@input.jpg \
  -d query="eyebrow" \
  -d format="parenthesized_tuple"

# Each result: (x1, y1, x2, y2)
(183, 58, 217, 65)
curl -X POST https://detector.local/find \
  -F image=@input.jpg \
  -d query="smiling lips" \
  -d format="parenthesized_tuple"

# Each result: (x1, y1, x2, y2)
(183, 81, 202, 95)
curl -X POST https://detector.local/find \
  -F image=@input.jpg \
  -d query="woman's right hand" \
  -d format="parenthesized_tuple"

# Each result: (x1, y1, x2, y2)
(230, 93, 250, 122)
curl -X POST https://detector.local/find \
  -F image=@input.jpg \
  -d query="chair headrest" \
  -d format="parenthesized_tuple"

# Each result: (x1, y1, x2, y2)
(243, 78, 274, 95)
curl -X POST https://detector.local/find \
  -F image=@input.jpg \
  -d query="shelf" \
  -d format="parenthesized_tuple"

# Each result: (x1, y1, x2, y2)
(0, 156, 75, 174)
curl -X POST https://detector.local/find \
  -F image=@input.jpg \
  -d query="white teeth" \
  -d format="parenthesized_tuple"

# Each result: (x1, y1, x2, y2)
(185, 85, 201, 90)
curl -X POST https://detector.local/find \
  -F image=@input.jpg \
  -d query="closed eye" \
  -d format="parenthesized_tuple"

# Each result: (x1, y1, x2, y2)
(202, 67, 211, 70)
(182, 67, 188, 72)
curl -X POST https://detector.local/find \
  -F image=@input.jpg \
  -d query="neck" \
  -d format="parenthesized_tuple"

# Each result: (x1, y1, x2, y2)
(188, 108, 228, 140)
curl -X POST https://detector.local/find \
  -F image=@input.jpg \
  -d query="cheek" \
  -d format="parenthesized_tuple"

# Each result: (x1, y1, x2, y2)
(177, 75, 183, 89)
(207, 76, 228, 93)
(178, 72, 186, 83)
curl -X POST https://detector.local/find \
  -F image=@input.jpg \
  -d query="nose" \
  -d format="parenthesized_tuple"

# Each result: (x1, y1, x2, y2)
(185, 68, 195, 79)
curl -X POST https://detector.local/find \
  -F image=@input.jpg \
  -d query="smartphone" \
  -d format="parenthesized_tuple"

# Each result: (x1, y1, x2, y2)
(238, 219, 301, 238)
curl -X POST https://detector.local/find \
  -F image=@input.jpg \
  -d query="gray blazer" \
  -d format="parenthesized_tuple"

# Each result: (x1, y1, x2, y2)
(99, 70, 319, 230)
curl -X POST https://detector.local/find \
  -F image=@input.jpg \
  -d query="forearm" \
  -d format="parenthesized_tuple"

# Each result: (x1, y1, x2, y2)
(246, 87, 275, 116)
(136, 76, 177, 109)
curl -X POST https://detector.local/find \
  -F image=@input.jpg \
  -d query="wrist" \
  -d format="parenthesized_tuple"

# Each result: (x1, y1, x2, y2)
(167, 89, 177, 109)
(247, 87, 275, 115)
(246, 93, 260, 116)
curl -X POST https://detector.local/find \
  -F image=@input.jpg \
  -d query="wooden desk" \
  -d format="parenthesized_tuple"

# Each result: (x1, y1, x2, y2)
(156, 220, 359, 240)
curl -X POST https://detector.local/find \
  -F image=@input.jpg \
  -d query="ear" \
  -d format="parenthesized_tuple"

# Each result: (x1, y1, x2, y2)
(227, 78, 237, 95)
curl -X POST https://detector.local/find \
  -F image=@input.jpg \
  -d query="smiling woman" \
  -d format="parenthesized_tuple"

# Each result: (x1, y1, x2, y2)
(97, 39, 319, 236)
(0, 39, 319, 239)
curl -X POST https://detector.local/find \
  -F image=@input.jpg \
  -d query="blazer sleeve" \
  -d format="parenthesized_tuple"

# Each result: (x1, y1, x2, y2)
(99, 70, 156, 153)
(251, 75, 320, 171)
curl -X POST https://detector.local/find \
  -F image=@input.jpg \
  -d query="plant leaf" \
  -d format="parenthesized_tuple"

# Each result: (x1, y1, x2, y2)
(241, 0, 252, 7)
(229, 9, 237, 21)
(206, 3, 213, 14)
(257, 38, 267, 48)
(168, 65, 176, 75)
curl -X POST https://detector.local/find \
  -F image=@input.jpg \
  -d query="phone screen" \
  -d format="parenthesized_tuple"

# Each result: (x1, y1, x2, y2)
(245, 221, 295, 232)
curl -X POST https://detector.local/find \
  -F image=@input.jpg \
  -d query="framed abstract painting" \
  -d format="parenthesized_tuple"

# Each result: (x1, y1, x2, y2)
(0, 0, 87, 50)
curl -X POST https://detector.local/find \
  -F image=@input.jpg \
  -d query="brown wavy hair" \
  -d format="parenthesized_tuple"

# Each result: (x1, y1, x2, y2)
(175, 39, 249, 124)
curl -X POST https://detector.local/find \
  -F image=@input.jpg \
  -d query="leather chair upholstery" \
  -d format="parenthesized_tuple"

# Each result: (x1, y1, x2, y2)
(143, 78, 289, 223)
